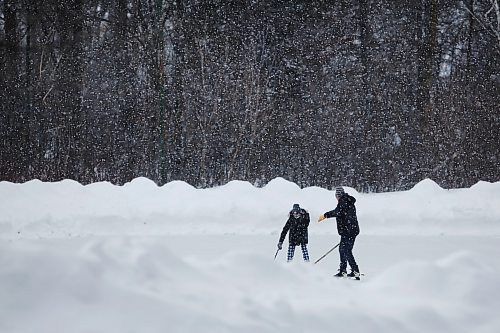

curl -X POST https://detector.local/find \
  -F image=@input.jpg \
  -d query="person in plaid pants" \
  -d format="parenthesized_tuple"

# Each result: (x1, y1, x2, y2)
(277, 204, 310, 262)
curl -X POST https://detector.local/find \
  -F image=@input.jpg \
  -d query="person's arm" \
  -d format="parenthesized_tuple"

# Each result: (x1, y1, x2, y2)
(303, 211, 310, 227)
(318, 201, 345, 222)
(324, 205, 341, 218)
(278, 217, 291, 248)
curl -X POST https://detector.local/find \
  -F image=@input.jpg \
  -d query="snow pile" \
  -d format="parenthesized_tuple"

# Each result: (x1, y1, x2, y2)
(0, 177, 499, 237)
(1, 236, 499, 333)
(1, 178, 500, 333)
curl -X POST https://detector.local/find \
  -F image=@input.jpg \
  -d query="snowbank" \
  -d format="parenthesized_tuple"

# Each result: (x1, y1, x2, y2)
(0, 178, 500, 237)
(1, 235, 499, 333)
(1, 177, 500, 333)
(1, 177, 499, 237)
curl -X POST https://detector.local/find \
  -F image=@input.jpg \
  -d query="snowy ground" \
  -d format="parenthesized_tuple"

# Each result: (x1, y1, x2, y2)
(1, 178, 499, 333)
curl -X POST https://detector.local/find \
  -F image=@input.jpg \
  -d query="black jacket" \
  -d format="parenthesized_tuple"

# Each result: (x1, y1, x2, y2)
(324, 193, 360, 237)
(279, 208, 310, 246)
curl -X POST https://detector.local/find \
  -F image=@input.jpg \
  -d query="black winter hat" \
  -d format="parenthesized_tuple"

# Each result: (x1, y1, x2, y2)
(292, 203, 300, 210)
(335, 187, 345, 196)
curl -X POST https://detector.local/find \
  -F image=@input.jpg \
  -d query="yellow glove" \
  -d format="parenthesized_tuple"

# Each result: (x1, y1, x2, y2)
(318, 214, 326, 222)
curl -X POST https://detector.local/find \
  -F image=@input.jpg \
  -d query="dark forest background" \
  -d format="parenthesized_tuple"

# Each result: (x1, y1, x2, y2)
(1, 0, 499, 191)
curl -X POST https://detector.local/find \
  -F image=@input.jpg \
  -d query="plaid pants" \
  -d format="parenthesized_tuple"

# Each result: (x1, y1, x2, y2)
(287, 244, 310, 262)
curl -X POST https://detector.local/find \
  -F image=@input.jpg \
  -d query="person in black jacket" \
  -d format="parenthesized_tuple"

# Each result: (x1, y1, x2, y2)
(318, 187, 360, 279)
(278, 204, 310, 262)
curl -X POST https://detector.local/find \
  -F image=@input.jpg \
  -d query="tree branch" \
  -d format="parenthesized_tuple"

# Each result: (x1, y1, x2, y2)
(464, 2, 500, 51)
(83, 14, 113, 24)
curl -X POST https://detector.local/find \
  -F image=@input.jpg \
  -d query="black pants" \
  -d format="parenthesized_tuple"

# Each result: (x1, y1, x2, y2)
(339, 235, 359, 273)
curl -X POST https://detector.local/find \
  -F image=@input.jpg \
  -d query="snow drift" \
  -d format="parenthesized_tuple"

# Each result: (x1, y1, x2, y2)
(1, 177, 499, 237)
(1, 178, 499, 333)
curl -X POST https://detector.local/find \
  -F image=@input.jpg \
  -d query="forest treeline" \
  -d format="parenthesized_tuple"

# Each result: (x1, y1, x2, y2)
(1, 0, 499, 191)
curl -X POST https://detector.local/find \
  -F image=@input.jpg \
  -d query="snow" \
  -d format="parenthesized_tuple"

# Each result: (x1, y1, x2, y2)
(1, 178, 500, 333)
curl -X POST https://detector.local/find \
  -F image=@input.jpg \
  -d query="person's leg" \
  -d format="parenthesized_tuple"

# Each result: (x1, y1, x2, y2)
(301, 244, 309, 262)
(345, 236, 359, 273)
(287, 244, 295, 262)
(338, 236, 348, 273)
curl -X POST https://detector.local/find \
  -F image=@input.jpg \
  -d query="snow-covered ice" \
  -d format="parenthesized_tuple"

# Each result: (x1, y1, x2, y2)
(1, 177, 499, 333)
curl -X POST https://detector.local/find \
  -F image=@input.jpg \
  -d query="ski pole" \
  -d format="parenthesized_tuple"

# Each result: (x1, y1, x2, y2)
(274, 248, 281, 260)
(314, 242, 340, 264)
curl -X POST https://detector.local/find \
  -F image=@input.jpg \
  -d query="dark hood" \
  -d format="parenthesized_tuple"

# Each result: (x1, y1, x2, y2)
(340, 193, 356, 204)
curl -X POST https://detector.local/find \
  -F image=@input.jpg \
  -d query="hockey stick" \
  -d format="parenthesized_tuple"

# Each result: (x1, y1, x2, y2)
(273, 248, 281, 260)
(314, 242, 340, 264)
